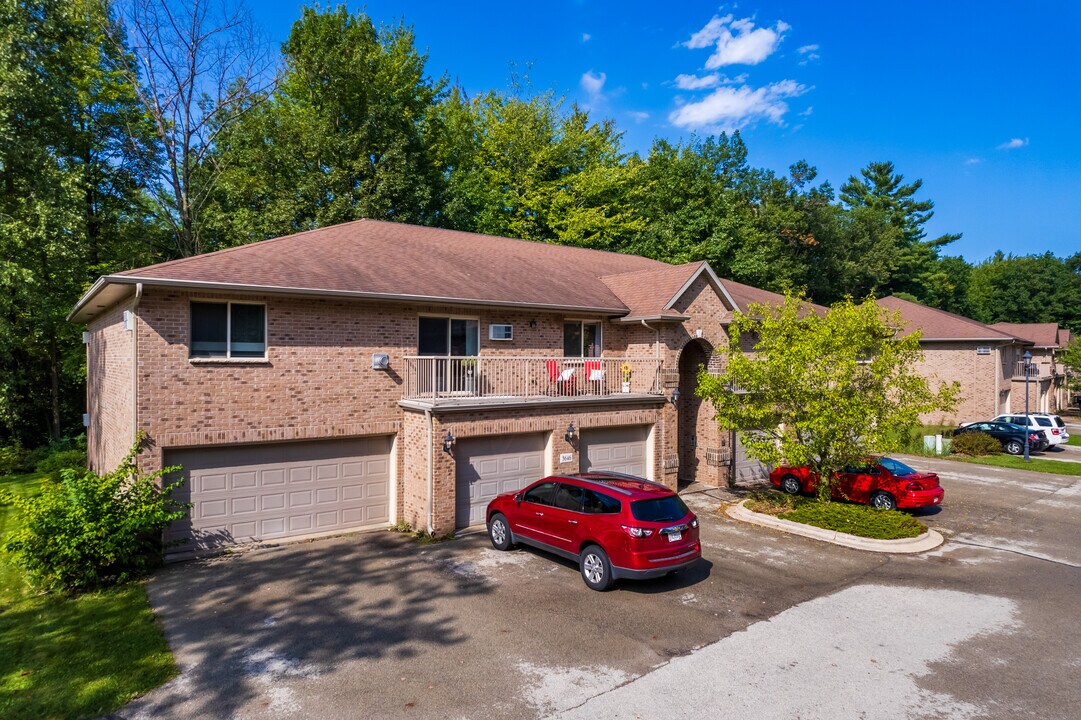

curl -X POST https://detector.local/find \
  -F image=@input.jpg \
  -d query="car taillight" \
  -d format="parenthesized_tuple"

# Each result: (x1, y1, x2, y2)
(1052, 429, 1060, 435)
(906, 481, 924, 492)
(1030, 433, 1040, 441)
(621, 525, 654, 538)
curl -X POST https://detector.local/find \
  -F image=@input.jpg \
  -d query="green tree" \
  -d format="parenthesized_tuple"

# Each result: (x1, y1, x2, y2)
(436, 84, 644, 247)
(698, 292, 958, 499)
(204, 5, 444, 247)
(967, 251, 1081, 331)
(839, 161, 961, 301)
(0, 0, 155, 443)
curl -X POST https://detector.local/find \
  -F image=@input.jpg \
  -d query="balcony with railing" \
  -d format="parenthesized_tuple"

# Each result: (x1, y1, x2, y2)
(402, 356, 665, 405)
(1014, 361, 1053, 380)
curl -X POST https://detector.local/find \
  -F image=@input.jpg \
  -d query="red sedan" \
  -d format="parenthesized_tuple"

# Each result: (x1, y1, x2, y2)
(486, 472, 701, 591)
(769, 457, 943, 511)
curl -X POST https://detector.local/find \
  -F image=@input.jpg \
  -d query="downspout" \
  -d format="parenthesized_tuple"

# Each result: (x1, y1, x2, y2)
(994, 345, 1001, 415)
(131, 283, 143, 444)
(425, 408, 434, 534)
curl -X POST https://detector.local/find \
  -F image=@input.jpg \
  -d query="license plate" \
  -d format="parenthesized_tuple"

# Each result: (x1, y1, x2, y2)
(668, 531, 682, 542)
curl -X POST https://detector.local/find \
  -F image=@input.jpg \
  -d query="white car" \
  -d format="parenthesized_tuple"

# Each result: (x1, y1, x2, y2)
(1032, 413, 1070, 443)
(994, 414, 1067, 446)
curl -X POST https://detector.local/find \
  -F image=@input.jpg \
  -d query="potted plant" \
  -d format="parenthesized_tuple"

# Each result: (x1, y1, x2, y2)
(620, 362, 632, 393)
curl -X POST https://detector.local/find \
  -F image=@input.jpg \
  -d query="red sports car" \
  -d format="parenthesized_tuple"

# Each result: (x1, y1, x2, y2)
(486, 472, 701, 591)
(769, 456, 943, 511)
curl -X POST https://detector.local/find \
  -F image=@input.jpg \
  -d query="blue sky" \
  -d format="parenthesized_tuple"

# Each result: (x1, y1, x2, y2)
(251, 1, 1081, 263)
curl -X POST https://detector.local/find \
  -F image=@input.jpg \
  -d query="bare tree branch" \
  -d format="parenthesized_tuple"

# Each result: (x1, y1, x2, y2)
(113, 0, 278, 257)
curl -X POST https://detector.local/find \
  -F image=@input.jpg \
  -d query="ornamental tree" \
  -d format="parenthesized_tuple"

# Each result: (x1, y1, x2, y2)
(698, 292, 958, 500)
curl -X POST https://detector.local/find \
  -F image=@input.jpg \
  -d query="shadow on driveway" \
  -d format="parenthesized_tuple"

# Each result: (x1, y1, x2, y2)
(125, 531, 490, 719)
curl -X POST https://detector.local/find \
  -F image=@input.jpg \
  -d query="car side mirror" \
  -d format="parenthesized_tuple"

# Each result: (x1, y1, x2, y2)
(513, 493, 523, 504)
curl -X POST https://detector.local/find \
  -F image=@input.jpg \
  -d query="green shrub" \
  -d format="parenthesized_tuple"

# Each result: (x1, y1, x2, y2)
(35, 448, 88, 478)
(0, 434, 189, 593)
(0, 443, 29, 475)
(780, 501, 925, 540)
(950, 431, 1001, 457)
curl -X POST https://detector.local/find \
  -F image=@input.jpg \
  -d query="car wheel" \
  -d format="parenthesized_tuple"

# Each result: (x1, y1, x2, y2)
(1005, 440, 1023, 455)
(780, 475, 802, 495)
(871, 491, 897, 511)
(487, 513, 515, 551)
(579, 544, 614, 591)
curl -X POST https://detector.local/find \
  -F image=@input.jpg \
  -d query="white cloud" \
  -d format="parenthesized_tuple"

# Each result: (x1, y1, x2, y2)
(684, 14, 790, 68)
(668, 79, 809, 131)
(627, 111, 650, 123)
(675, 73, 721, 90)
(797, 43, 820, 65)
(997, 137, 1029, 150)
(674, 72, 749, 90)
(799, 105, 813, 117)
(581, 33, 591, 42)
(580, 70, 606, 98)
(964, 158, 982, 166)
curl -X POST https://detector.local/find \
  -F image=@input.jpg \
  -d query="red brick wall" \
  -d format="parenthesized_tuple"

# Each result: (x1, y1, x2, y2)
(86, 301, 135, 473)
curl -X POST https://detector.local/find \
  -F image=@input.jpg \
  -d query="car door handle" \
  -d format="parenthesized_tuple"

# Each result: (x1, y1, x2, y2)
(534, 511, 544, 516)
(567, 520, 578, 525)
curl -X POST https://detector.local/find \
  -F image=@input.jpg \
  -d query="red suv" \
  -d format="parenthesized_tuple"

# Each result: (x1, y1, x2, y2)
(485, 472, 701, 591)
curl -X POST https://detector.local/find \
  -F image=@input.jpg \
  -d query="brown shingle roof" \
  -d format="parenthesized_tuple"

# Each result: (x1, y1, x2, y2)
(879, 296, 1022, 342)
(989, 322, 1062, 348)
(69, 219, 822, 323)
(108, 219, 665, 313)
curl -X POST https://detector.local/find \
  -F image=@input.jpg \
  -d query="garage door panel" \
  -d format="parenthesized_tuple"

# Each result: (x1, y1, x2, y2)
(261, 469, 286, 486)
(166, 436, 392, 554)
(581, 426, 649, 477)
(456, 434, 546, 529)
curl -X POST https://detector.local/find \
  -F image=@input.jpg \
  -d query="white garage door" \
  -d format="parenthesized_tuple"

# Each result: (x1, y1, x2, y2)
(581, 425, 649, 477)
(165, 436, 392, 555)
(733, 432, 768, 483)
(456, 434, 546, 528)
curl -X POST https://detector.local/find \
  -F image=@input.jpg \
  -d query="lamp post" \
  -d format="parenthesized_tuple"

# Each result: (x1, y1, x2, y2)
(1023, 350, 1032, 461)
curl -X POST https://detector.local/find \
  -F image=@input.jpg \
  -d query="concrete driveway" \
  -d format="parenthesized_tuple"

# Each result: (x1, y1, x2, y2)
(117, 460, 1081, 720)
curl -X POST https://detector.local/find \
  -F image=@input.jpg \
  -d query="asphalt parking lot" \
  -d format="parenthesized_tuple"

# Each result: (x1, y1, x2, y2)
(118, 459, 1081, 720)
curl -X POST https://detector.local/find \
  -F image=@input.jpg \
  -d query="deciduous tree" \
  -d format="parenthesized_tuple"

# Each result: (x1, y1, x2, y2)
(698, 292, 958, 499)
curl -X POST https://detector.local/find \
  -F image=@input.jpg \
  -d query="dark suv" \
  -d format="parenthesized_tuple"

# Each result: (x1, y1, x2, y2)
(485, 472, 701, 591)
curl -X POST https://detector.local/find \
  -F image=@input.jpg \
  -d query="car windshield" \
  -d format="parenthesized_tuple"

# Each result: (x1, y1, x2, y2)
(630, 496, 690, 523)
(878, 457, 916, 476)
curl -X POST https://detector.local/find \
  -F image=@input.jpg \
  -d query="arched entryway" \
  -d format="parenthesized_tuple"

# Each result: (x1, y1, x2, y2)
(677, 338, 724, 485)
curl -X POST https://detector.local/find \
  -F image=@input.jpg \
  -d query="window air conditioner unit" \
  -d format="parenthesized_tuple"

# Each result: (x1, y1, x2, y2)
(489, 324, 513, 341)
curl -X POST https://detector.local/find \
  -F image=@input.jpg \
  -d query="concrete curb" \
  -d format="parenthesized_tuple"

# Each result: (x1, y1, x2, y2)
(725, 500, 945, 554)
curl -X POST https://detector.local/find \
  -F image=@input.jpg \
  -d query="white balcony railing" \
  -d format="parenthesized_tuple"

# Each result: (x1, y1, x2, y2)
(1014, 361, 1052, 380)
(402, 356, 664, 402)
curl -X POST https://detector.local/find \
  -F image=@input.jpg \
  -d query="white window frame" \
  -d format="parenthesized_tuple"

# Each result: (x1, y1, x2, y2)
(489, 323, 514, 341)
(189, 300, 267, 359)
(417, 314, 481, 356)
(563, 319, 604, 357)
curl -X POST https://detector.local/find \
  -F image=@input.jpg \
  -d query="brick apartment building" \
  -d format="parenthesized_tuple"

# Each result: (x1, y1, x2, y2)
(72, 220, 770, 556)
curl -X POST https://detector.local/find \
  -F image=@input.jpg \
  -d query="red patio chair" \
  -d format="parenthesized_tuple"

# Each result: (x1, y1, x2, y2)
(546, 359, 576, 395)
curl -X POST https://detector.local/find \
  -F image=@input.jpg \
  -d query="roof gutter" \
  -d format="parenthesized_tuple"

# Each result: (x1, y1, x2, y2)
(69, 275, 632, 322)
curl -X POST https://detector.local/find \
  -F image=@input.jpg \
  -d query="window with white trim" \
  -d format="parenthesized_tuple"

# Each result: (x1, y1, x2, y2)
(563, 321, 602, 357)
(418, 316, 479, 356)
(190, 302, 266, 358)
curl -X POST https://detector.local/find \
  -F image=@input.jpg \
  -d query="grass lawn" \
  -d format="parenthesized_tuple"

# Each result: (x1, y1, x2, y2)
(0, 473, 176, 720)
(745, 491, 926, 540)
(944, 453, 1081, 476)
(1066, 435, 1080, 447)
